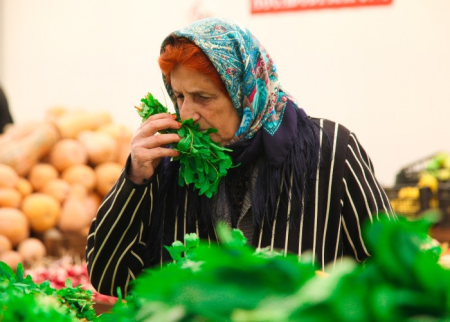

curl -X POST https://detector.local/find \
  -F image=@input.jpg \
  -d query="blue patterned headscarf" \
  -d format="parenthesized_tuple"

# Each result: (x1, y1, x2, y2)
(161, 17, 297, 143)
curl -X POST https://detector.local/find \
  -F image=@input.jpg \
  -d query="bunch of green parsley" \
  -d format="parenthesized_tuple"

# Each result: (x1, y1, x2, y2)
(136, 92, 234, 198)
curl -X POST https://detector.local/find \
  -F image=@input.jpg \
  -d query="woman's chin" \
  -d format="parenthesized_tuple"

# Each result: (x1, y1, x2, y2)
(209, 134, 230, 146)
(209, 135, 222, 144)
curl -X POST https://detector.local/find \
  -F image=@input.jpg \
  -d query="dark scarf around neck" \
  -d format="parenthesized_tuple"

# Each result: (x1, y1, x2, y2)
(145, 101, 322, 266)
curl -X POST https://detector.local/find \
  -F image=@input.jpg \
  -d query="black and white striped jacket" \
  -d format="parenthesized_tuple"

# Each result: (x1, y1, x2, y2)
(86, 118, 395, 297)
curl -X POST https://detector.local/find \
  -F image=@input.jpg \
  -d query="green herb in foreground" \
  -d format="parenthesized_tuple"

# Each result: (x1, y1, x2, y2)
(136, 92, 235, 198)
(100, 212, 450, 321)
(0, 262, 97, 321)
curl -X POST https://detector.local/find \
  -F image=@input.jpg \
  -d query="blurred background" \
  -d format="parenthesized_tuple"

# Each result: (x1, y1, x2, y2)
(1, 0, 450, 315)
(1, 0, 449, 187)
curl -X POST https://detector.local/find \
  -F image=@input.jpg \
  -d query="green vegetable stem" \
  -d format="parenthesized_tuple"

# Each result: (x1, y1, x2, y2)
(135, 92, 235, 198)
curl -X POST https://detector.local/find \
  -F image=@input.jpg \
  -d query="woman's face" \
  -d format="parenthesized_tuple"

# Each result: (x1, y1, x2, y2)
(170, 65, 240, 146)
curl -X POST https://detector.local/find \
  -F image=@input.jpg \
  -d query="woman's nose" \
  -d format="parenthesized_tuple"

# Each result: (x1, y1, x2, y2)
(179, 98, 200, 122)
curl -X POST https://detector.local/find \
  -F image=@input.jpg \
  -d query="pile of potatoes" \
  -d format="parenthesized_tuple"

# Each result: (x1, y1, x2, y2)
(0, 107, 134, 269)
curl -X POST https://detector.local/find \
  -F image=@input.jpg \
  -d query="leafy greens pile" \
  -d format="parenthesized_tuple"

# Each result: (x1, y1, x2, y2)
(136, 92, 234, 198)
(99, 212, 450, 322)
(0, 262, 97, 321)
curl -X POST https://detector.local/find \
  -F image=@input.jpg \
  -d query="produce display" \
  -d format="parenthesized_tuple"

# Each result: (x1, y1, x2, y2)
(136, 93, 234, 197)
(390, 152, 450, 217)
(423, 152, 450, 182)
(0, 261, 97, 321)
(2, 211, 449, 321)
(0, 107, 131, 318)
(24, 255, 117, 305)
(0, 107, 133, 268)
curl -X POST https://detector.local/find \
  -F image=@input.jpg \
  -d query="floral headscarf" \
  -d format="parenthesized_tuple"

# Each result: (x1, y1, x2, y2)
(161, 17, 297, 142)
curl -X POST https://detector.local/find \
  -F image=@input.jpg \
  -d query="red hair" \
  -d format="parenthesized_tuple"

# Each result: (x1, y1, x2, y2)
(158, 37, 229, 97)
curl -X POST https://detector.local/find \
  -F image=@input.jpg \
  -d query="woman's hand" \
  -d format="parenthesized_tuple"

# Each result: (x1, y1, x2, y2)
(128, 113, 181, 184)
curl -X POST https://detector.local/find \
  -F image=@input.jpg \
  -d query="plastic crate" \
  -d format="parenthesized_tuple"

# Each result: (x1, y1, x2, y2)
(438, 182, 450, 226)
(390, 151, 450, 226)
(43, 231, 87, 259)
(385, 183, 450, 227)
(395, 151, 450, 185)
(385, 184, 431, 219)
(395, 152, 438, 184)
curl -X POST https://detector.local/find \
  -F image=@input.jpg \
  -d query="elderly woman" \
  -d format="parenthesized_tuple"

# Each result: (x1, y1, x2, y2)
(86, 18, 395, 297)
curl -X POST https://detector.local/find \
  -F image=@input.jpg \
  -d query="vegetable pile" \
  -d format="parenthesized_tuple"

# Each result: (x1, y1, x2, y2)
(0, 107, 134, 266)
(136, 92, 234, 198)
(423, 151, 450, 182)
(24, 255, 117, 306)
(0, 262, 97, 321)
(99, 212, 450, 321)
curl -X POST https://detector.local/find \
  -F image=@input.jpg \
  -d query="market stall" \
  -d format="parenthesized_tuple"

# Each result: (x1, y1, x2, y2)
(0, 107, 131, 315)
(385, 152, 450, 243)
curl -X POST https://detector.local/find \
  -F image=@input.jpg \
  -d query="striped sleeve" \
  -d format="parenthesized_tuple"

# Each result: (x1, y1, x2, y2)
(340, 133, 396, 262)
(86, 167, 156, 297)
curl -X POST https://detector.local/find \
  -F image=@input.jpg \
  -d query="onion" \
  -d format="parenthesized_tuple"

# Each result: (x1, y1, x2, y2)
(0, 250, 23, 271)
(0, 234, 12, 254)
(17, 237, 47, 265)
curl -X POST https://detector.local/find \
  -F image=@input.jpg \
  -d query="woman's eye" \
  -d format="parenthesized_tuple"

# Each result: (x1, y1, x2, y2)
(176, 95, 184, 105)
(195, 95, 210, 103)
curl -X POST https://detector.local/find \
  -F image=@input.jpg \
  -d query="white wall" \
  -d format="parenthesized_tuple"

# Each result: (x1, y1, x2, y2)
(1, 0, 449, 187)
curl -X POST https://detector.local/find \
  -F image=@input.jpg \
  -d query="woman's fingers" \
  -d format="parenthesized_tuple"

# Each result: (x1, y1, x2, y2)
(138, 113, 180, 137)
(132, 144, 180, 163)
(140, 133, 181, 149)
(128, 113, 181, 183)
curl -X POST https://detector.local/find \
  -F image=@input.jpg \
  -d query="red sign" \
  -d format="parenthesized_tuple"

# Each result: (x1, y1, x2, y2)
(251, 0, 393, 14)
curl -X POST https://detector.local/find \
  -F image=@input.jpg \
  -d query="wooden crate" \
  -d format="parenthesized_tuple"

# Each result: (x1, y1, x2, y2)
(42, 230, 88, 259)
